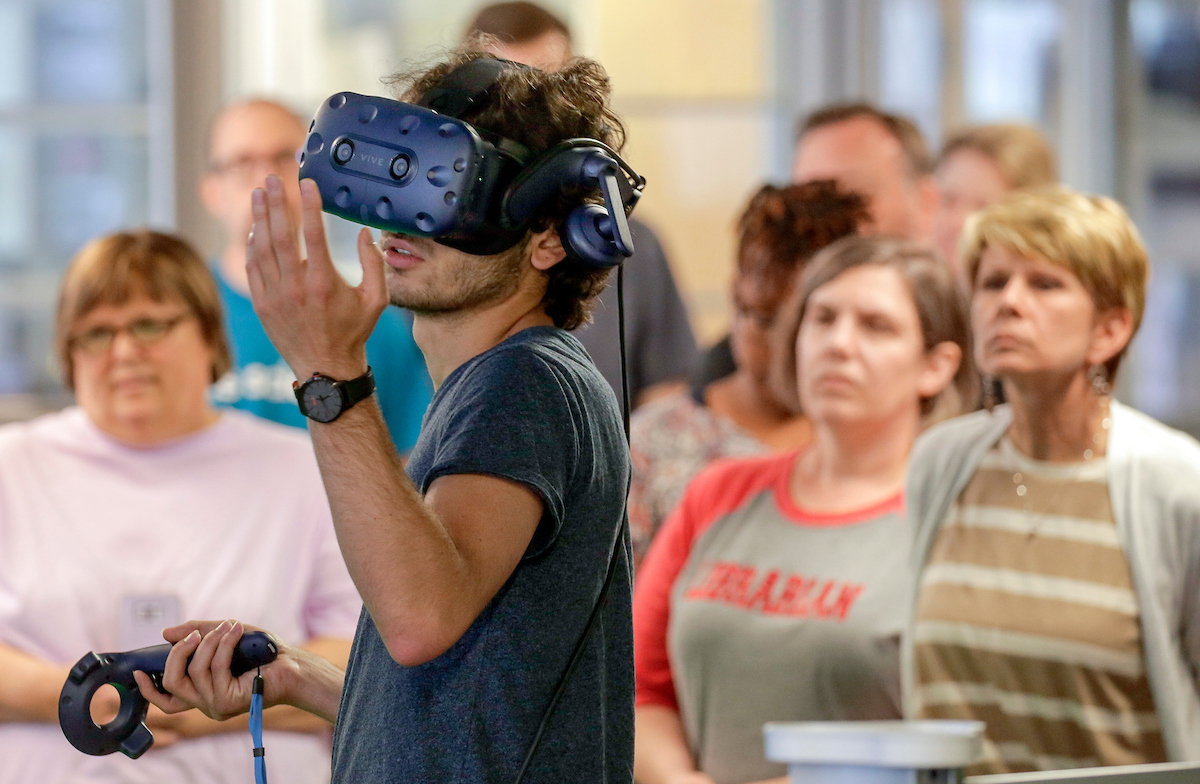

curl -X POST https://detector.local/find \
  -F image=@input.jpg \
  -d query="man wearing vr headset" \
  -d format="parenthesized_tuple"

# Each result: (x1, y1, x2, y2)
(136, 53, 633, 784)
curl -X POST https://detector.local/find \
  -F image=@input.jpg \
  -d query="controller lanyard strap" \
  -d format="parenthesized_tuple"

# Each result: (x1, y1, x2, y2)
(250, 668, 268, 784)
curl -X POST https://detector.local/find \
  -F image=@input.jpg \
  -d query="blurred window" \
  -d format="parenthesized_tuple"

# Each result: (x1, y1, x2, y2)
(0, 0, 157, 409)
(1128, 0, 1200, 427)
(964, 0, 1061, 128)
(879, 0, 943, 145)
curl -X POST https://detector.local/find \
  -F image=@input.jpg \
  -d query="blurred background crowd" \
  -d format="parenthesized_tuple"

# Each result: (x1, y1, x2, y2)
(3, 0, 1200, 433)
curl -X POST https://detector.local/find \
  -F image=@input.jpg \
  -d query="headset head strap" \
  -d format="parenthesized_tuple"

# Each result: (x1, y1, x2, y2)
(418, 57, 536, 164)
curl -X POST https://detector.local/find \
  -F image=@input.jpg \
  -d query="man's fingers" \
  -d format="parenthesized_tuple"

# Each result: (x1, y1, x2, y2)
(357, 227, 388, 313)
(133, 670, 193, 715)
(208, 621, 241, 693)
(163, 629, 201, 697)
(161, 620, 223, 644)
(246, 250, 267, 308)
(300, 179, 336, 276)
(264, 175, 302, 279)
(248, 188, 281, 286)
(186, 621, 230, 699)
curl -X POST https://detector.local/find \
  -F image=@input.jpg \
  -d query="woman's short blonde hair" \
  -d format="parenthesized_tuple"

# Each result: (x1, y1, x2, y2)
(56, 230, 232, 390)
(938, 123, 1058, 190)
(960, 187, 1149, 378)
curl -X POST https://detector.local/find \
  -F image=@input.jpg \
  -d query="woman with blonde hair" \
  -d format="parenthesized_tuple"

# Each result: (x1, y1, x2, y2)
(906, 187, 1200, 774)
(634, 235, 972, 784)
(933, 123, 1057, 276)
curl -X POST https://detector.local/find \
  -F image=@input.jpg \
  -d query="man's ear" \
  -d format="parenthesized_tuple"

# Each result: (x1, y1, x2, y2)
(198, 171, 223, 219)
(528, 228, 568, 272)
(916, 174, 940, 240)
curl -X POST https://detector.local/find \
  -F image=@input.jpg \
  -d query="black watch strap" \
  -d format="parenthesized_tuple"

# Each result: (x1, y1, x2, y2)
(339, 366, 376, 410)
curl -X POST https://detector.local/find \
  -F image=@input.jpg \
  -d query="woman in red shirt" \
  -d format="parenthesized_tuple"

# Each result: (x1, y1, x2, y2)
(633, 235, 976, 784)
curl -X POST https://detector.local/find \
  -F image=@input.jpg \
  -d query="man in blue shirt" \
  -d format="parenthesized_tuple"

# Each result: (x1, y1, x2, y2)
(200, 99, 431, 450)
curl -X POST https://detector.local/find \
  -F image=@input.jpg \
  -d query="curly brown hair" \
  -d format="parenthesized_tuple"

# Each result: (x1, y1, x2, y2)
(385, 51, 626, 330)
(736, 181, 868, 290)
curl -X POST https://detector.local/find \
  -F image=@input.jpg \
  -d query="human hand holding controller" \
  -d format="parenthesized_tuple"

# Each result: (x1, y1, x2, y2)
(132, 620, 346, 730)
(59, 626, 278, 758)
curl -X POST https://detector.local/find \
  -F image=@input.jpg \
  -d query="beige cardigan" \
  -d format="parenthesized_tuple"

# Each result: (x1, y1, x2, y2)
(902, 401, 1200, 761)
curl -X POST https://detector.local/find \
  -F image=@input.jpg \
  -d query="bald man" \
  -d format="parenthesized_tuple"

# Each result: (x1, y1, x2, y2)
(202, 100, 431, 449)
(792, 103, 938, 244)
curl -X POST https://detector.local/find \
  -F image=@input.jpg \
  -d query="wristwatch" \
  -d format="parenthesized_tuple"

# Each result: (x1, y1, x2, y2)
(293, 367, 375, 423)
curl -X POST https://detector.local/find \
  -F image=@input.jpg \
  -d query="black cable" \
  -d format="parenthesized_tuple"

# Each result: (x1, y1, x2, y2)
(618, 264, 631, 438)
(512, 265, 630, 784)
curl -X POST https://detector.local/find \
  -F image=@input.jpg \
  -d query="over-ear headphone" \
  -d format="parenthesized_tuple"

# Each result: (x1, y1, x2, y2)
(298, 57, 645, 269)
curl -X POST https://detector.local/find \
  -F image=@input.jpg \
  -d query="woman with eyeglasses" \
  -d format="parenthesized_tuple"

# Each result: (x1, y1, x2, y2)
(0, 230, 361, 784)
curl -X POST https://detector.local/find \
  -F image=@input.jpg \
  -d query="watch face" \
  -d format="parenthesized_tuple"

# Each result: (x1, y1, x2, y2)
(301, 377, 343, 423)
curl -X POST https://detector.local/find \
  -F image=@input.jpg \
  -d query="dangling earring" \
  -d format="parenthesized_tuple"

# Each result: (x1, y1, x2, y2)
(1088, 363, 1112, 397)
(982, 374, 997, 412)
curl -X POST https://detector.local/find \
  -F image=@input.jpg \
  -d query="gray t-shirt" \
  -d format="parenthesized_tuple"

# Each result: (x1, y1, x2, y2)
(330, 327, 633, 784)
(575, 218, 697, 410)
(636, 452, 909, 784)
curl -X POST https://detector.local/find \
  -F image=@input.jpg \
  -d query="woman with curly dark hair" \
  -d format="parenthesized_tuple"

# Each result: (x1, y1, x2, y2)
(627, 181, 866, 568)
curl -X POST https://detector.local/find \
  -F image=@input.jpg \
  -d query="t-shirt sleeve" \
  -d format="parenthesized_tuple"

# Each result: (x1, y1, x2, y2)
(301, 478, 364, 640)
(419, 348, 580, 558)
(368, 308, 433, 454)
(633, 501, 691, 711)
(634, 454, 791, 711)
(633, 467, 723, 711)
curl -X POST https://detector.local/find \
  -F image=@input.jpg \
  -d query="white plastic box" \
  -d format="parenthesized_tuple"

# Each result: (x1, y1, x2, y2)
(763, 720, 985, 784)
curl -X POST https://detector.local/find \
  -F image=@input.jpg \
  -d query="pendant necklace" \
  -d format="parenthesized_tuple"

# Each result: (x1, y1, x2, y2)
(1010, 398, 1111, 536)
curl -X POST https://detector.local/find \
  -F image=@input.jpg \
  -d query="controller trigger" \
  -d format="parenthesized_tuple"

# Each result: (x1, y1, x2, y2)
(119, 724, 154, 760)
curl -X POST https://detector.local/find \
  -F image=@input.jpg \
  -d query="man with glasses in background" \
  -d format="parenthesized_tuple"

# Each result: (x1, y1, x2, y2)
(201, 99, 432, 450)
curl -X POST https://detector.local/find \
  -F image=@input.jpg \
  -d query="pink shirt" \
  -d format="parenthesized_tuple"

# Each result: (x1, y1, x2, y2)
(0, 407, 362, 784)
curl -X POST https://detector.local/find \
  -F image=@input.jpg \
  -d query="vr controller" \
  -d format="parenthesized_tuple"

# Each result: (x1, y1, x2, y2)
(298, 87, 645, 268)
(58, 631, 278, 759)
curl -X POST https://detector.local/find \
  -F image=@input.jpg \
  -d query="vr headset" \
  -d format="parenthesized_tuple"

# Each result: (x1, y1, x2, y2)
(298, 57, 645, 269)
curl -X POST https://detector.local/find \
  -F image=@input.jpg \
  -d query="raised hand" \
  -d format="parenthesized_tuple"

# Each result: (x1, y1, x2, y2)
(245, 175, 389, 382)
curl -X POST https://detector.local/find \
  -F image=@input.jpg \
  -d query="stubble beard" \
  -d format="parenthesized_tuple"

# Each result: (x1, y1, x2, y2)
(386, 243, 525, 316)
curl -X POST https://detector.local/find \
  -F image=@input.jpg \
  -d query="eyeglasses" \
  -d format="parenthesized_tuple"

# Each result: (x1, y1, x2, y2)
(71, 314, 192, 355)
(210, 149, 301, 181)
